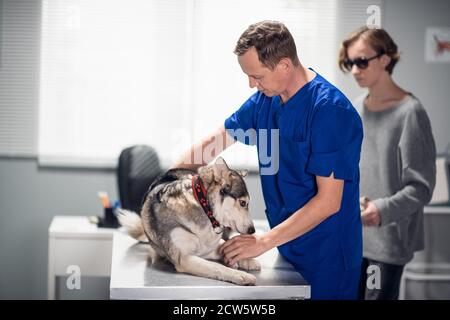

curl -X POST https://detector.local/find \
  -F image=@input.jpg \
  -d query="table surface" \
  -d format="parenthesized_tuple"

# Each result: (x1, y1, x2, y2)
(424, 205, 450, 214)
(110, 220, 310, 300)
(49, 216, 116, 238)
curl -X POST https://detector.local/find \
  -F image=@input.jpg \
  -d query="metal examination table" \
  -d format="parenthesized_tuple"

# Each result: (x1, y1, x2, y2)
(110, 220, 310, 300)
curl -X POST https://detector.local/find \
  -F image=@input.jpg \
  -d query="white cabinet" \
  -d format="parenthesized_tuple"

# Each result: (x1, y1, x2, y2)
(47, 216, 116, 299)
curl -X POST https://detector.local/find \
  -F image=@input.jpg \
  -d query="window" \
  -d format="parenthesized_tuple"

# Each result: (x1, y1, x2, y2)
(36, 0, 381, 168)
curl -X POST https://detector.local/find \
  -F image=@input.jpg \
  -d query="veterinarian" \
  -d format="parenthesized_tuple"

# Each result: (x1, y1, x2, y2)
(173, 20, 363, 300)
(339, 26, 436, 300)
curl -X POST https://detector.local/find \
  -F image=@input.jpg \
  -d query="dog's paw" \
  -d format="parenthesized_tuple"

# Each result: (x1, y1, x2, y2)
(232, 271, 256, 286)
(238, 258, 261, 271)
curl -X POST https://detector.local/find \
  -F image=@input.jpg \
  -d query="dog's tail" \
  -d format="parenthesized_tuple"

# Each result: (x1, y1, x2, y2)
(116, 209, 148, 242)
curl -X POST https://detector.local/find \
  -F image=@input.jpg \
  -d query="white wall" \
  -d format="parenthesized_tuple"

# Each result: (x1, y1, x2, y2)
(336, 0, 450, 154)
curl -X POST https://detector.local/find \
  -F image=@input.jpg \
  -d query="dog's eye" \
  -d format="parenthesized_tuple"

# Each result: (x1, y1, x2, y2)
(239, 200, 247, 207)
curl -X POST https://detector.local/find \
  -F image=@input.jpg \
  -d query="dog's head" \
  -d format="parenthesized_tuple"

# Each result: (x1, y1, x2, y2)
(199, 157, 255, 235)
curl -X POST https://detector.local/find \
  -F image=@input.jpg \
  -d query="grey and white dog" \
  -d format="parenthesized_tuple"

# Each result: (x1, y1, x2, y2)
(117, 157, 260, 285)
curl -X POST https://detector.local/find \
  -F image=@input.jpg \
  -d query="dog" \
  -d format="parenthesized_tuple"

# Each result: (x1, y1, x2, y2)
(117, 157, 261, 285)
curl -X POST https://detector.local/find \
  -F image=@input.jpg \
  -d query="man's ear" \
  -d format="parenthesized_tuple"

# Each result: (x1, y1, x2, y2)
(278, 58, 291, 72)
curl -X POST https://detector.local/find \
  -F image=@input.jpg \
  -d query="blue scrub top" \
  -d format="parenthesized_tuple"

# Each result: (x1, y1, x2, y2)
(224, 70, 363, 273)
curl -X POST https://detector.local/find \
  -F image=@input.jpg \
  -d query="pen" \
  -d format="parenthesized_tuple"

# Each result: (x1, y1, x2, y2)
(97, 191, 110, 208)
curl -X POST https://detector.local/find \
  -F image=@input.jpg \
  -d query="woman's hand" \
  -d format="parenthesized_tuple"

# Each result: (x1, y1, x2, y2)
(219, 234, 270, 267)
(361, 201, 381, 226)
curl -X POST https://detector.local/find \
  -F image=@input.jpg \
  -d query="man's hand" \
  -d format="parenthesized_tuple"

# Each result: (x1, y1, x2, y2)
(361, 201, 381, 226)
(219, 234, 269, 267)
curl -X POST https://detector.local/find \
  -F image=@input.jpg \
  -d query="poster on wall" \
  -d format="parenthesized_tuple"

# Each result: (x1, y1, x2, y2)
(425, 27, 450, 63)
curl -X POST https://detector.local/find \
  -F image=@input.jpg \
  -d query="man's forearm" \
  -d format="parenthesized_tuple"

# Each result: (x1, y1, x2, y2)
(170, 141, 207, 170)
(170, 125, 236, 170)
(262, 174, 343, 249)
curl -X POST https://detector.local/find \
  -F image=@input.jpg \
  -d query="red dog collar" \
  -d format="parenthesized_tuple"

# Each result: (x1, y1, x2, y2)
(191, 175, 222, 234)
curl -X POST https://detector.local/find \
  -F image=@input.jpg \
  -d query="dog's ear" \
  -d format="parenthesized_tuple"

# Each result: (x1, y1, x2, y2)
(220, 183, 231, 196)
(214, 156, 230, 169)
(212, 157, 230, 181)
(237, 170, 248, 178)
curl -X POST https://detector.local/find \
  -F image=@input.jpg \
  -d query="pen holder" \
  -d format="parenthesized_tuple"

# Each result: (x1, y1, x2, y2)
(99, 207, 119, 228)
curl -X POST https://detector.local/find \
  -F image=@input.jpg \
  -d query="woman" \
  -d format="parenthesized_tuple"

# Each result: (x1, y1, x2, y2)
(339, 27, 436, 300)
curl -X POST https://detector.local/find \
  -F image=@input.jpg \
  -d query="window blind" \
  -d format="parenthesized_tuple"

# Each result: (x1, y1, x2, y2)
(0, 0, 383, 167)
(0, 0, 41, 157)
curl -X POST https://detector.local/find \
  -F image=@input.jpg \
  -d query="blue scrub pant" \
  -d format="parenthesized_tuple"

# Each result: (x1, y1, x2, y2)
(301, 265, 361, 300)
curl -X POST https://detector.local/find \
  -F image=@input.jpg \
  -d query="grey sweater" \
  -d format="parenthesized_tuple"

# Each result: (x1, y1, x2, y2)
(354, 94, 436, 265)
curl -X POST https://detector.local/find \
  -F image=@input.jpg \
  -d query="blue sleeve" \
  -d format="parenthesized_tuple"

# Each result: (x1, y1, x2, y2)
(224, 92, 260, 146)
(306, 103, 363, 181)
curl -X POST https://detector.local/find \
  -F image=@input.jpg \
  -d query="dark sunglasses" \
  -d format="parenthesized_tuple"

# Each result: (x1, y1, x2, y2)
(344, 51, 384, 70)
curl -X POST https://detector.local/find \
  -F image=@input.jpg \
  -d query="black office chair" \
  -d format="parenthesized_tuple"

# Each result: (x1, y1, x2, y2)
(117, 145, 162, 213)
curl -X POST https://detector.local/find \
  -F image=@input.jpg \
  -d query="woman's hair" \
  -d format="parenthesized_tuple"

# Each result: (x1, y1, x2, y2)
(338, 26, 400, 74)
(234, 20, 299, 70)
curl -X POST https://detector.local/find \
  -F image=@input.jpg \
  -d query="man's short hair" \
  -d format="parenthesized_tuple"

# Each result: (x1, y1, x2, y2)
(234, 20, 299, 70)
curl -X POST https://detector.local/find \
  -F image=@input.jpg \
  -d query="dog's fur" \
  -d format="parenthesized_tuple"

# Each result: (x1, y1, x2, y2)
(117, 157, 260, 285)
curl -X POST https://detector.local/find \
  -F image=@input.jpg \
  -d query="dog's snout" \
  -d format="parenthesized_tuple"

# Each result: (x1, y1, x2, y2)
(247, 226, 255, 234)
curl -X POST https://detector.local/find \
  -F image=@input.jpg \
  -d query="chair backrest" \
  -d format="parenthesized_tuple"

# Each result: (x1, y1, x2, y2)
(117, 145, 162, 213)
